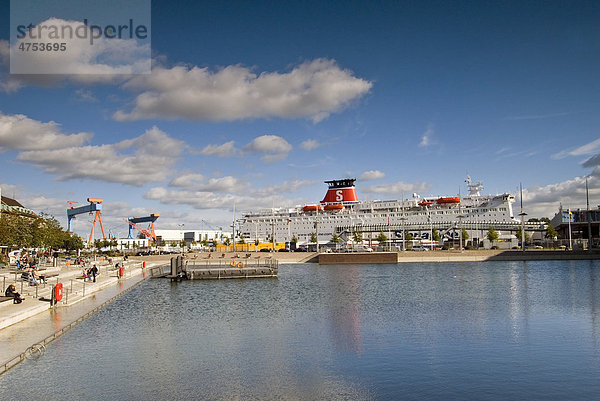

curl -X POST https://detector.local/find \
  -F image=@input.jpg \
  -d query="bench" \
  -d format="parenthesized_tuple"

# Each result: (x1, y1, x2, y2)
(0, 296, 13, 303)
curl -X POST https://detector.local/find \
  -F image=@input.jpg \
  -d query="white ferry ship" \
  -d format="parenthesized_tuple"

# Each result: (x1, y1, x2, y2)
(238, 177, 526, 247)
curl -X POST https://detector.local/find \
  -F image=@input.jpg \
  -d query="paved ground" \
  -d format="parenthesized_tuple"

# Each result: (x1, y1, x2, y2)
(0, 258, 167, 373)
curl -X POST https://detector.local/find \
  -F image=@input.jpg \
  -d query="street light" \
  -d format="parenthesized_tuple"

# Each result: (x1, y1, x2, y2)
(568, 209, 573, 250)
(519, 212, 527, 252)
(457, 215, 465, 251)
(519, 183, 526, 252)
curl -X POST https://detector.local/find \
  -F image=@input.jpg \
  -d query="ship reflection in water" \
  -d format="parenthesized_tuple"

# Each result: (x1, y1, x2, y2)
(1, 260, 600, 400)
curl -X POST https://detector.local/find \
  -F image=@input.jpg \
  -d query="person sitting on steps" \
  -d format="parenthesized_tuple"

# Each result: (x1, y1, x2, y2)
(5, 284, 24, 303)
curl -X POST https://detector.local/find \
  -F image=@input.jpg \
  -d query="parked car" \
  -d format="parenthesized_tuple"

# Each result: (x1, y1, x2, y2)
(411, 246, 429, 251)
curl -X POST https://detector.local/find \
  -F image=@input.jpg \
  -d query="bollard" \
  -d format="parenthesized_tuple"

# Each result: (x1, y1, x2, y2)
(83, 280, 85, 297)
(20, 280, 23, 294)
(70, 279, 73, 294)
(2, 277, 4, 293)
(35, 285, 38, 298)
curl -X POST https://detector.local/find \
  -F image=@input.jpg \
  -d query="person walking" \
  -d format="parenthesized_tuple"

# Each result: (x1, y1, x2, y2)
(91, 264, 99, 283)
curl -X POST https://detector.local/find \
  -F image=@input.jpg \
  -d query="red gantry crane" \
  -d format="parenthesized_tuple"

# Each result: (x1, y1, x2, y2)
(123, 214, 160, 241)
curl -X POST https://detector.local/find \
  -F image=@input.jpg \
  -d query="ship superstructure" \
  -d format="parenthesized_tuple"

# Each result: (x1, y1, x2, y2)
(239, 176, 526, 247)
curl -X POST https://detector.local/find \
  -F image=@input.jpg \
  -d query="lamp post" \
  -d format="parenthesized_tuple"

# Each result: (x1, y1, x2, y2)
(457, 215, 465, 251)
(586, 178, 593, 251)
(568, 209, 573, 250)
(519, 183, 526, 252)
(400, 217, 407, 251)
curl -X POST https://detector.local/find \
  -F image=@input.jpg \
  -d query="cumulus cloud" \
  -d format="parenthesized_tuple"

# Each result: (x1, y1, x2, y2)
(0, 111, 93, 152)
(0, 41, 22, 93)
(251, 179, 315, 197)
(113, 58, 372, 122)
(419, 123, 435, 148)
(9, 18, 150, 76)
(523, 144, 600, 217)
(169, 173, 205, 188)
(146, 177, 312, 211)
(17, 126, 185, 185)
(145, 187, 301, 210)
(244, 135, 292, 163)
(199, 141, 239, 157)
(194, 176, 246, 193)
(363, 181, 431, 195)
(359, 170, 385, 181)
(300, 139, 322, 151)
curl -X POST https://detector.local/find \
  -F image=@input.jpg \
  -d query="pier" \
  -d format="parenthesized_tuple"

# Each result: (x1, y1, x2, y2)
(164, 256, 278, 280)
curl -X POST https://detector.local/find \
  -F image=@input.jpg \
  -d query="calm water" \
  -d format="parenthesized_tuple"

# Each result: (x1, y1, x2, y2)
(2, 260, 600, 400)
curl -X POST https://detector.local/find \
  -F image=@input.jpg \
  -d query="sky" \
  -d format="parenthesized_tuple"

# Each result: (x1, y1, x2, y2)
(0, 0, 599, 239)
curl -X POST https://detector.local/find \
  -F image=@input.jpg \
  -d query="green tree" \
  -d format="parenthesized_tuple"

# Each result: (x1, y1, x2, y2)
(405, 232, 414, 241)
(353, 231, 363, 243)
(461, 228, 469, 241)
(291, 235, 298, 245)
(63, 233, 84, 251)
(432, 229, 440, 242)
(310, 232, 317, 243)
(545, 223, 558, 239)
(487, 226, 499, 246)
(376, 232, 388, 243)
(330, 233, 340, 250)
(515, 230, 531, 243)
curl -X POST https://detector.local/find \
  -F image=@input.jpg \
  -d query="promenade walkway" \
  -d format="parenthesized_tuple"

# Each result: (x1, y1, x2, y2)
(0, 258, 163, 374)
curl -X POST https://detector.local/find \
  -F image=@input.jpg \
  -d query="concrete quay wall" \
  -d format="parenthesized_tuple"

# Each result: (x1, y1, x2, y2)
(319, 252, 398, 264)
(318, 250, 600, 264)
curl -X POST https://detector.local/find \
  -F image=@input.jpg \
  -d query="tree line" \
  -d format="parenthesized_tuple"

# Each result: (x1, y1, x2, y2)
(0, 213, 83, 251)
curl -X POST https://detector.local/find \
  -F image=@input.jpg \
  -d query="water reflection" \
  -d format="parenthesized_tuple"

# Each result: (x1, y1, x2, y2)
(1, 260, 600, 400)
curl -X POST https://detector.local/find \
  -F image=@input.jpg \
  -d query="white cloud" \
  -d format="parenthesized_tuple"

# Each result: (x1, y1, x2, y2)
(169, 173, 205, 188)
(113, 58, 372, 122)
(359, 170, 385, 181)
(146, 177, 312, 211)
(9, 18, 150, 76)
(300, 139, 321, 151)
(363, 181, 431, 195)
(0, 111, 93, 152)
(17, 126, 186, 186)
(0, 41, 22, 93)
(419, 123, 435, 148)
(552, 137, 600, 160)
(251, 180, 315, 197)
(193, 176, 247, 193)
(199, 141, 239, 157)
(74, 89, 98, 102)
(145, 187, 301, 210)
(244, 135, 292, 163)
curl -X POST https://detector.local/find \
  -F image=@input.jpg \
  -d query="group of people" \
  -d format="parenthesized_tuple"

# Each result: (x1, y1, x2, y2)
(26, 268, 45, 286)
(81, 264, 99, 282)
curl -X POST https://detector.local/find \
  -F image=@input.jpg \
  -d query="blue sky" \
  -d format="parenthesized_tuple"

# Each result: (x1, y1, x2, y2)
(1, 0, 599, 239)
